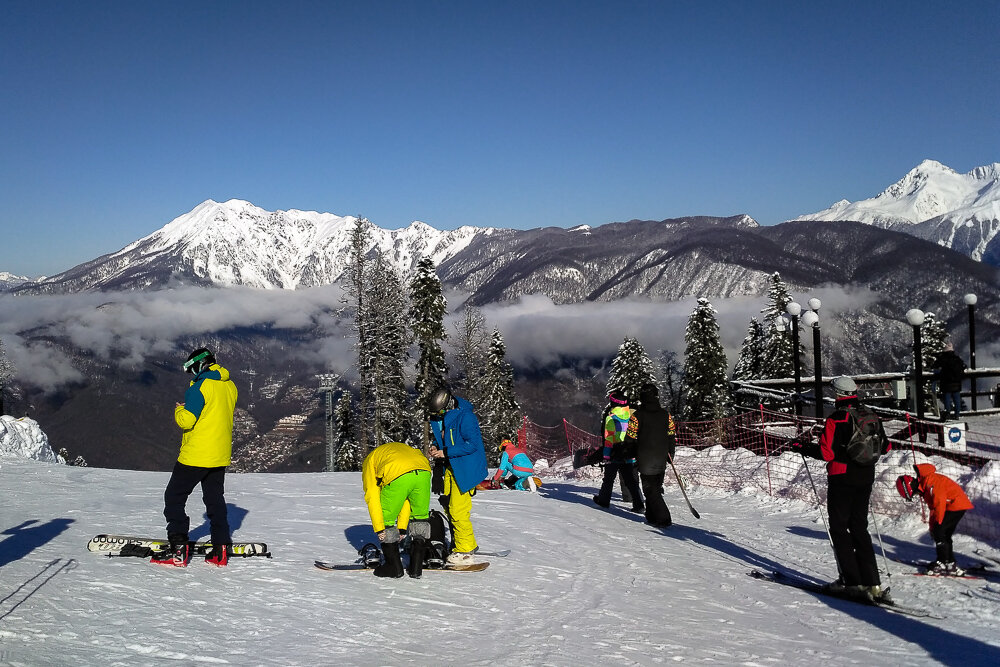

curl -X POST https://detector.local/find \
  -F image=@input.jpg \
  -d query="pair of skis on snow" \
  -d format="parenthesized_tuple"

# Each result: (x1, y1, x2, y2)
(750, 557, 996, 619)
(87, 534, 271, 557)
(747, 569, 940, 618)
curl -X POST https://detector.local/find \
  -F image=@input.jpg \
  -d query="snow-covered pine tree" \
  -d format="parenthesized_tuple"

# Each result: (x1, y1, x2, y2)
(408, 257, 448, 451)
(607, 336, 658, 403)
(452, 305, 488, 407)
(682, 298, 733, 421)
(760, 273, 794, 379)
(732, 317, 767, 381)
(364, 251, 413, 447)
(0, 337, 13, 415)
(344, 216, 373, 454)
(334, 392, 362, 472)
(921, 311, 949, 410)
(658, 349, 685, 415)
(479, 328, 521, 465)
(921, 311, 948, 369)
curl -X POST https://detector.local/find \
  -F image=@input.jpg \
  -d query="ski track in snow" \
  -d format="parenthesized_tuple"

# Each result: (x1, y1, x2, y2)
(1, 459, 999, 666)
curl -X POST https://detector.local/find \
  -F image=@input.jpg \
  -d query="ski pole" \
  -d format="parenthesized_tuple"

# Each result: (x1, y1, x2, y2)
(799, 451, 843, 581)
(666, 451, 700, 519)
(869, 504, 893, 587)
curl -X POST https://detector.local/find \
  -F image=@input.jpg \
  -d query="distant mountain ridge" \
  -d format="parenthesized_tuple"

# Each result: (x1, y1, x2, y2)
(15, 199, 500, 293)
(792, 159, 1000, 264)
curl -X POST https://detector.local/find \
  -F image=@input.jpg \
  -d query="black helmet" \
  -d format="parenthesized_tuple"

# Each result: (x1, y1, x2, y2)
(183, 347, 216, 375)
(428, 386, 453, 414)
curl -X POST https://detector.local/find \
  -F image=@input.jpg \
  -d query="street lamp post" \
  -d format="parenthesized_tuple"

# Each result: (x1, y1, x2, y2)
(965, 293, 977, 411)
(802, 307, 822, 418)
(786, 301, 803, 415)
(906, 309, 926, 421)
(317, 373, 341, 472)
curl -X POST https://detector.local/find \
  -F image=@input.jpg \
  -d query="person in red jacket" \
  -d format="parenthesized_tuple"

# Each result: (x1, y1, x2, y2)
(896, 462, 974, 574)
(796, 376, 890, 602)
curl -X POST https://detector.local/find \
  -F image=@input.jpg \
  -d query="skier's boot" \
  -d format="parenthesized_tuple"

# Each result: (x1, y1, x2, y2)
(205, 544, 230, 567)
(151, 533, 191, 567)
(408, 537, 427, 579)
(373, 541, 404, 578)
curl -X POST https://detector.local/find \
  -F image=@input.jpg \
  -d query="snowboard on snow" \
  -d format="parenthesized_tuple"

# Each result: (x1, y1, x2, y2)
(747, 569, 940, 618)
(88, 534, 271, 557)
(314, 560, 489, 572)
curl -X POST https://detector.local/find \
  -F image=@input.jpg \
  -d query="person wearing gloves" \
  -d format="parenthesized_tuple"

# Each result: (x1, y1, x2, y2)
(593, 390, 643, 512)
(153, 347, 238, 568)
(492, 438, 538, 491)
(896, 463, 974, 574)
(427, 385, 489, 565)
(362, 441, 433, 578)
(795, 375, 890, 602)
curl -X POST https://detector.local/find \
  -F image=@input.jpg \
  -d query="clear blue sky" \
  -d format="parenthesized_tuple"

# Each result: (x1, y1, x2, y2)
(2, 1, 997, 276)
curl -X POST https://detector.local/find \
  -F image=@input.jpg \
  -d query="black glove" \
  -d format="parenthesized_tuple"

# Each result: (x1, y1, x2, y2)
(432, 459, 446, 495)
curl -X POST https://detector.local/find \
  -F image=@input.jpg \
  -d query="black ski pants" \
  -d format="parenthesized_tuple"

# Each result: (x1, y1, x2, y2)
(826, 480, 879, 586)
(640, 471, 672, 527)
(596, 460, 643, 510)
(163, 461, 231, 545)
(931, 509, 967, 563)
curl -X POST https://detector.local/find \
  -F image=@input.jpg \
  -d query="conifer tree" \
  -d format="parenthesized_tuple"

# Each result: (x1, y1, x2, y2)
(760, 273, 795, 379)
(658, 349, 685, 415)
(920, 311, 949, 409)
(921, 311, 949, 368)
(334, 393, 362, 472)
(682, 298, 733, 420)
(408, 257, 448, 450)
(0, 337, 13, 415)
(344, 216, 373, 453)
(452, 305, 488, 407)
(479, 328, 521, 464)
(607, 336, 658, 402)
(364, 251, 412, 446)
(732, 318, 767, 381)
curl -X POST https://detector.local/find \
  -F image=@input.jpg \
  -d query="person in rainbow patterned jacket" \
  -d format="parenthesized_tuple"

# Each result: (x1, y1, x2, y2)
(593, 390, 643, 512)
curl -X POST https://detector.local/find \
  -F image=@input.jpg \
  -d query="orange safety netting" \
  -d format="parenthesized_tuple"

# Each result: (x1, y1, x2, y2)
(520, 407, 1000, 545)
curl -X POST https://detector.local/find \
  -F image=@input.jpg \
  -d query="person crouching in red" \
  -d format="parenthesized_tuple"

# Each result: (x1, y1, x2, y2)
(896, 462, 974, 574)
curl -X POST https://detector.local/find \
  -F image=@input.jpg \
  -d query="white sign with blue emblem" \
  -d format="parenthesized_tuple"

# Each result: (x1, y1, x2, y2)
(943, 423, 966, 452)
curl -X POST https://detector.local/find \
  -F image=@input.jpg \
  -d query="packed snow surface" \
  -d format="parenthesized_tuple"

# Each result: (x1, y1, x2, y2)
(2, 453, 999, 666)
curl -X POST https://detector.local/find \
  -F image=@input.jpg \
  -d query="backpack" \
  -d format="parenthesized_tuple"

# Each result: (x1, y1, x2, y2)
(844, 405, 885, 465)
(425, 509, 451, 567)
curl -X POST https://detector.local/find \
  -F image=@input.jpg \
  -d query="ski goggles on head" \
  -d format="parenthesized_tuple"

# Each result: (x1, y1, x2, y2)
(183, 350, 212, 373)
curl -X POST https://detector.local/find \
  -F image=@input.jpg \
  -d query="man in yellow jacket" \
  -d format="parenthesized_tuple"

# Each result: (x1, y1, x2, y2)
(362, 441, 432, 578)
(153, 348, 238, 568)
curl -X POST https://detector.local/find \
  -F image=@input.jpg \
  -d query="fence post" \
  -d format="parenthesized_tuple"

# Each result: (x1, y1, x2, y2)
(759, 404, 773, 497)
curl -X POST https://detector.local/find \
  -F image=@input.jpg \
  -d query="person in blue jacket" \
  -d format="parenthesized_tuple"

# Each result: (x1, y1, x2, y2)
(427, 385, 489, 565)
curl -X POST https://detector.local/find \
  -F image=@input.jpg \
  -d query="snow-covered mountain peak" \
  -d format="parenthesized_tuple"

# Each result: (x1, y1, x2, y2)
(791, 160, 1000, 263)
(29, 200, 502, 291)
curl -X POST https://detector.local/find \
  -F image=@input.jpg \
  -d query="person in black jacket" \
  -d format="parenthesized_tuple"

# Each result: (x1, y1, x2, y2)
(624, 384, 675, 528)
(932, 342, 966, 421)
(796, 376, 891, 602)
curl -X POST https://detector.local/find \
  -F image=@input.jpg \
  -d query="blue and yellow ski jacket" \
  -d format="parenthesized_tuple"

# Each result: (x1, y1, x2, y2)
(430, 397, 489, 495)
(174, 363, 238, 468)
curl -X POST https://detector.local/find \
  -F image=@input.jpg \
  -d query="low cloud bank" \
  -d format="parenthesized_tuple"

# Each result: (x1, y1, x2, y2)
(1, 283, 946, 394)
